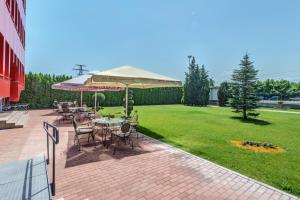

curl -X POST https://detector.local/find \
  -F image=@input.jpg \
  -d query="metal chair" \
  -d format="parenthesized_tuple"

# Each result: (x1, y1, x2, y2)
(129, 111, 141, 139)
(87, 111, 102, 120)
(111, 123, 133, 154)
(72, 118, 94, 151)
(59, 106, 73, 123)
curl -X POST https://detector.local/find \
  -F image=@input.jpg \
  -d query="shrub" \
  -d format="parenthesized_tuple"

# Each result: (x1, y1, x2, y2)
(20, 73, 183, 108)
(242, 140, 276, 149)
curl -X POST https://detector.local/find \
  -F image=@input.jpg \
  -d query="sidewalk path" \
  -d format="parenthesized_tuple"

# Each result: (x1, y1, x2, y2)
(260, 109, 300, 115)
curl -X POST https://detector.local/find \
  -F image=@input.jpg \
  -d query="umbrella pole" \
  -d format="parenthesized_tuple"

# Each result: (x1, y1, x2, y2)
(80, 91, 83, 107)
(94, 91, 97, 113)
(125, 85, 129, 117)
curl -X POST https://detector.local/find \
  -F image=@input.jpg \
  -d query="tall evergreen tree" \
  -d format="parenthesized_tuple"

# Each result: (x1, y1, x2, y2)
(230, 54, 259, 119)
(183, 56, 211, 106)
(183, 57, 197, 105)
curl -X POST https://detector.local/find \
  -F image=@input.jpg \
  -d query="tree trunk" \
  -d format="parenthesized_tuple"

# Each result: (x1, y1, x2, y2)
(243, 107, 247, 120)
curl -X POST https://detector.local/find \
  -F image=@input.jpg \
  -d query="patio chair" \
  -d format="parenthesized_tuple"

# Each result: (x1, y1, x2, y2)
(57, 104, 63, 112)
(72, 117, 94, 151)
(59, 106, 74, 123)
(73, 100, 78, 107)
(111, 123, 134, 155)
(88, 112, 102, 120)
(74, 107, 88, 122)
(95, 112, 102, 119)
(53, 100, 58, 110)
(114, 112, 124, 118)
(129, 111, 141, 139)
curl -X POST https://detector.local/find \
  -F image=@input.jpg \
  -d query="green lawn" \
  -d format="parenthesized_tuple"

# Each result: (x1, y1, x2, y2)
(101, 105, 300, 197)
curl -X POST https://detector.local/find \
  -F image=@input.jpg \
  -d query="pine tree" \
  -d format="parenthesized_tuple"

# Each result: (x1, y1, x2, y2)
(198, 65, 210, 106)
(184, 56, 211, 106)
(184, 57, 197, 105)
(230, 54, 259, 119)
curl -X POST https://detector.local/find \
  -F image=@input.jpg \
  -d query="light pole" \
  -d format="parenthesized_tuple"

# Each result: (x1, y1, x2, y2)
(188, 55, 192, 66)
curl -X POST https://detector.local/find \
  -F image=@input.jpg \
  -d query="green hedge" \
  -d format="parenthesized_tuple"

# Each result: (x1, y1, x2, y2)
(20, 73, 183, 108)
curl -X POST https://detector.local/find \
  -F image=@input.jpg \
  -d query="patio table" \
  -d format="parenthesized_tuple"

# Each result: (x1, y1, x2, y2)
(69, 107, 86, 112)
(92, 118, 125, 126)
(92, 118, 125, 146)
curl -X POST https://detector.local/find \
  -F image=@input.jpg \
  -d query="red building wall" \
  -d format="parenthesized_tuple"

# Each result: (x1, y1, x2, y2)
(0, 0, 26, 103)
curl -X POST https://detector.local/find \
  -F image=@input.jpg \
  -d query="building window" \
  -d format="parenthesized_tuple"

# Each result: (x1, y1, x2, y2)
(0, 33, 4, 76)
(21, 64, 24, 83)
(15, 57, 19, 82)
(11, 52, 16, 81)
(15, 6, 18, 29)
(23, 0, 26, 14)
(5, 42, 10, 78)
(6, 0, 26, 48)
(10, 49, 13, 77)
(6, 0, 11, 12)
(11, 0, 15, 22)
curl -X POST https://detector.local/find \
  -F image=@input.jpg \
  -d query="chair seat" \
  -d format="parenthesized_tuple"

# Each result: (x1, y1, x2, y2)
(129, 122, 138, 126)
(109, 126, 121, 131)
(63, 113, 73, 116)
(77, 127, 93, 133)
(114, 131, 131, 137)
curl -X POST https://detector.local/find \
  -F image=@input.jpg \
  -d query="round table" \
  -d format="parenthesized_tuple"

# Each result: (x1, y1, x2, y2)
(92, 118, 125, 126)
(92, 118, 126, 146)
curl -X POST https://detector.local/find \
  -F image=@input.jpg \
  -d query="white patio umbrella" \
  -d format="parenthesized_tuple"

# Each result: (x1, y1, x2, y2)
(85, 65, 182, 116)
(52, 74, 124, 112)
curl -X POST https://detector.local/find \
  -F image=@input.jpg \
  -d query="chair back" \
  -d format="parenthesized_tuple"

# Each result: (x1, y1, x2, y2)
(78, 107, 86, 112)
(72, 117, 78, 131)
(121, 123, 131, 133)
(53, 100, 58, 108)
(57, 104, 63, 112)
(61, 102, 69, 108)
(94, 112, 102, 119)
(132, 112, 138, 123)
(62, 107, 70, 113)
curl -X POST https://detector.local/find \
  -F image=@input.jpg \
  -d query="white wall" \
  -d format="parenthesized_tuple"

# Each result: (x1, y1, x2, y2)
(209, 87, 219, 101)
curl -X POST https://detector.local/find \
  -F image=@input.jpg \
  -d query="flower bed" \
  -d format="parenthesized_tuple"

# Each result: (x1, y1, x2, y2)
(231, 140, 284, 154)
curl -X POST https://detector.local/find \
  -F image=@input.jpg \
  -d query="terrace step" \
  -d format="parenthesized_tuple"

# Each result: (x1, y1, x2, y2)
(15, 112, 29, 128)
(0, 111, 28, 130)
(0, 111, 17, 122)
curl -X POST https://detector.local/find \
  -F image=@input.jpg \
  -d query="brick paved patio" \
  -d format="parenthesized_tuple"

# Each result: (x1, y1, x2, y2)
(0, 110, 298, 200)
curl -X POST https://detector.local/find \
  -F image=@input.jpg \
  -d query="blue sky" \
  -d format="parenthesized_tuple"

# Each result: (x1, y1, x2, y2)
(26, 0, 300, 84)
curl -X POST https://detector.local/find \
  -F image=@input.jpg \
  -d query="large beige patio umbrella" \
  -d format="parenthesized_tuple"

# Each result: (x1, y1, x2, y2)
(85, 65, 182, 116)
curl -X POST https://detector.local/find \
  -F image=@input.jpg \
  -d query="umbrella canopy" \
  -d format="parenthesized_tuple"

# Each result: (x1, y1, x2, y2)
(86, 65, 182, 88)
(52, 74, 124, 111)
(52, 83, 123, 92)
(52, 74, 124, 91)
(85, 65, 182, 116)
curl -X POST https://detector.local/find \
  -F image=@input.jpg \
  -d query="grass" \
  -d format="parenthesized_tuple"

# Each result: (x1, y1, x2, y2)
(101, 105, 300, 197)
